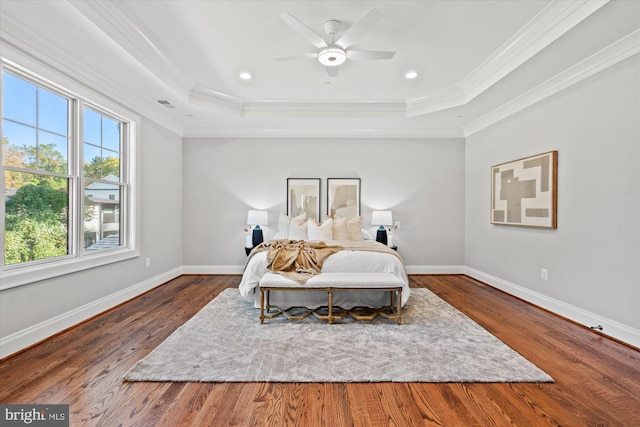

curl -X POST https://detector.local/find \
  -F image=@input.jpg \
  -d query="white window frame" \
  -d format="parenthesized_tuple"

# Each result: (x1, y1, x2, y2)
(0, 58, 139, 290)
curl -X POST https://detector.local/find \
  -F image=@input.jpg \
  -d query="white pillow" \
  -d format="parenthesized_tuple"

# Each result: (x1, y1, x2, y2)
(288, 219, 309, 240)
(361, 229, 374, 240)
(308, 218, 333, 241)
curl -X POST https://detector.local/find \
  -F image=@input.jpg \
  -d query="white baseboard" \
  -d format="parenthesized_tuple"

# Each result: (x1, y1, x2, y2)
(0, 267, 183, 359)
(182, 265, 244, 275)
(406, 265, 465, 275)
(464, 267, 640, 349)
(4, 265, 637, 359)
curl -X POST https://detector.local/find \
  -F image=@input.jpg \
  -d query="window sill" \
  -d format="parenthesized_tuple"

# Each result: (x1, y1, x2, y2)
(0, 248, 140, 291)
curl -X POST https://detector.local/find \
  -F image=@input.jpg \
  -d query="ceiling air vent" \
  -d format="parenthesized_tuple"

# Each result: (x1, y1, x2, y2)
(157, 100, 175, 109)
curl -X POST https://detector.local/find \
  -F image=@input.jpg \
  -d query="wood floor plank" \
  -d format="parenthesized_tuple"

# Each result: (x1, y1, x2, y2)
(1, 274, 639, 426)
(346, 383, 386, 427)
(322, 384, 353, 427)
(373, 383, 431, 426)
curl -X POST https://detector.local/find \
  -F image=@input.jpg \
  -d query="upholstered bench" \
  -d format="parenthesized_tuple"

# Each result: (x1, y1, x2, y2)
(258, 272, 403, 324)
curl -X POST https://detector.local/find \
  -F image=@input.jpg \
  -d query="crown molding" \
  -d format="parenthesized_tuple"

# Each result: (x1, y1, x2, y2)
(405, 85, 465, 117)
(182, 127, 464, 139)
(406, 0, 607, 118)
(460, 0, 609, 102)
(464, 29, 640, 136)
(245, 100, 406, 118)
(189, 85, 406, 118)
(189, 85, 246, 116)
(67, 0, 193, 94)
(0, 16, 186, 137)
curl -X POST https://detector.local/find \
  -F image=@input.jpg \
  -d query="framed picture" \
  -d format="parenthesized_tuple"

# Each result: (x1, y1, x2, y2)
(491, 151, 558, 228)
(287, 178, 320, 221)
(327, 178, 361, 218)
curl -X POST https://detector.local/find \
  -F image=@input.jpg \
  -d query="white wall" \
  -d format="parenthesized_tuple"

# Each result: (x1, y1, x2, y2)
(182, 138, 466, 271)
(0, 118, 184, 357)
(465, 55, 640, 344)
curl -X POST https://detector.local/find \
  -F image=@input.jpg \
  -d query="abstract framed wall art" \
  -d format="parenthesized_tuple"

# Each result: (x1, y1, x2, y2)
(287, 178, 320, 221)
(491, 151, 558, 228)
(327, 178, 361, 219)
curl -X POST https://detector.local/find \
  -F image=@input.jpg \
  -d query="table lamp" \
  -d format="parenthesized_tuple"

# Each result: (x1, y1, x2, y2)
(247, 210, 268, 247)
(371, 210, 393, 246)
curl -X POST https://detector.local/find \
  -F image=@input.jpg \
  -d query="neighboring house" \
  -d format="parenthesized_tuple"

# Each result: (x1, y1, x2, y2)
(83, 174, 120, 249)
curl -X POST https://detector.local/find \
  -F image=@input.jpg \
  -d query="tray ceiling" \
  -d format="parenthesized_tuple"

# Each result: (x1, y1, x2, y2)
(0, 0, 623, 138)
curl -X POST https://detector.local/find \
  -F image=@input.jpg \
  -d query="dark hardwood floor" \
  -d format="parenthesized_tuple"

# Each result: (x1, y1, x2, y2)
(1, 274, 639, 426)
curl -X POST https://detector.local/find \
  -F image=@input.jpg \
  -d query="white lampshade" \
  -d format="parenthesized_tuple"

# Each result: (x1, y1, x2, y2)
(371, 210, 393, 226)
(247, 210, 268, 226)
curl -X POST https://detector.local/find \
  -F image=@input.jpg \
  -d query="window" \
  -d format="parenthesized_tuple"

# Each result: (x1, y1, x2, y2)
(2, 71, 71, 266)
(82, 107, 124, 251)
(1, 62, 137, 288)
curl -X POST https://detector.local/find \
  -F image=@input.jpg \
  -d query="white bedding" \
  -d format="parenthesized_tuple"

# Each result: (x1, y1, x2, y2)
(239, 240, 410, 309)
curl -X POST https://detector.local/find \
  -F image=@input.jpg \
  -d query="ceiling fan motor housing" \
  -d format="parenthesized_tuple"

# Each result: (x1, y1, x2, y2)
(323, 19, 341, 36)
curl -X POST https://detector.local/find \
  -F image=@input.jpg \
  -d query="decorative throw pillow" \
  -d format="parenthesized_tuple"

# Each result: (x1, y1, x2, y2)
(293, 212, 306, 225)
(275, 213, 291, 239)
(308, 218, 333, 241)
(288, 219, 309, 240)
(275, 212, 307, 239)
(331, 216, 349, 240)
(346, 216, 363, 241)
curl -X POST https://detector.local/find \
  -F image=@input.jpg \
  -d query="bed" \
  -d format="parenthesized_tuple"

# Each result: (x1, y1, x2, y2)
(239, 214, 410, 311)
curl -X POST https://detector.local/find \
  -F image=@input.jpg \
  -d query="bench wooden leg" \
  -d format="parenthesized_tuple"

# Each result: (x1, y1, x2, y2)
(397, 288, 402, 325)
(260, 288, 265, 324)
(328, 289, 333, 324)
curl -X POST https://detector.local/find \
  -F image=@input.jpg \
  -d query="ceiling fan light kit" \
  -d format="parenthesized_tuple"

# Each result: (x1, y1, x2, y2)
(318, 47, 346, 66)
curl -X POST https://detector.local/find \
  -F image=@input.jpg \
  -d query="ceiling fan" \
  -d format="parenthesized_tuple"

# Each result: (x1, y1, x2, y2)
(274, 8, 396, 77)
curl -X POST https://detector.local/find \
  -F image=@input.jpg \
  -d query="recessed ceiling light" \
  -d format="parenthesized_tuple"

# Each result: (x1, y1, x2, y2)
(405, 71, 418, 80)
(239, 72, 252, 80)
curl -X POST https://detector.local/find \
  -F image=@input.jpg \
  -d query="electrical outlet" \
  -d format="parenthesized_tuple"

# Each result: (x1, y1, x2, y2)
(145, 258, 151, 268)
(541, 268, 548, 280)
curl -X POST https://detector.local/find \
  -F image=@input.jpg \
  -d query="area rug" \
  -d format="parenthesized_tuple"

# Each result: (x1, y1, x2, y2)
(124, 288, 553, 383)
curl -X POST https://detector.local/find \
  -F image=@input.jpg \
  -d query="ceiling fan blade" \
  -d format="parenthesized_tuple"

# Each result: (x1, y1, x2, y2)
(346, 50, 395, 61)
(273, 52, 318, 62)
(335, 8, 383, 49)
(280, 13, 328, 49)
(325, 66, 339, 77)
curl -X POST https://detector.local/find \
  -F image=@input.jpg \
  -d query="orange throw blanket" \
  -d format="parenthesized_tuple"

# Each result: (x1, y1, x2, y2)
(258, 239, 343, 284)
